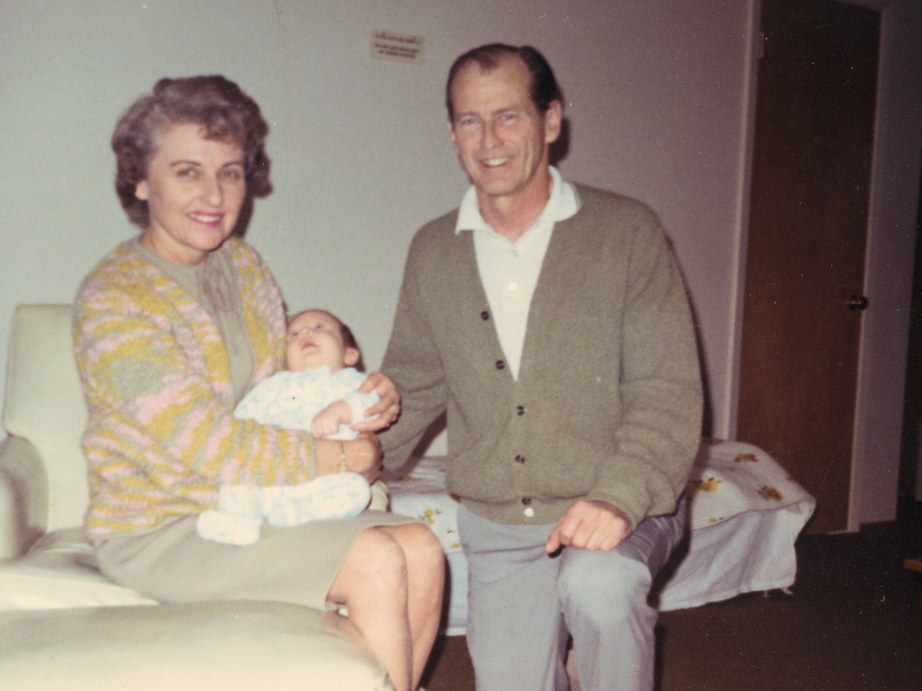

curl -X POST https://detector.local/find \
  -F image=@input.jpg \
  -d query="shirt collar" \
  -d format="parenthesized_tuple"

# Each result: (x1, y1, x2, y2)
(454, 166, 580, 236)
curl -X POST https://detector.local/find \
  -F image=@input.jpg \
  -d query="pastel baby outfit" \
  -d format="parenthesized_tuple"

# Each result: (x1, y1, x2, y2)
(197, 366, 381, 545)
(197, 473, 374, 545)
(234, 366, 378, 441)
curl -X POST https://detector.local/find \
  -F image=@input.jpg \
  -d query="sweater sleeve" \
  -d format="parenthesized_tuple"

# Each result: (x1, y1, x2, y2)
(379, 234, 450, 470)
(586, 220, 703, 527)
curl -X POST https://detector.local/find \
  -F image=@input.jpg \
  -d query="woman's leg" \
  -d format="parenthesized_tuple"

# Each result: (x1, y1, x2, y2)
(379, 523, 445, 688)
(326, 523, 444, 691)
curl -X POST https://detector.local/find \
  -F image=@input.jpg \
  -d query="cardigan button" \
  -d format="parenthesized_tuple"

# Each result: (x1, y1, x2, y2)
(514, 454, 526, 464)
(515, 405, 525, 416)
(480, 310, 490, 320)
(496, 360, 506, 370)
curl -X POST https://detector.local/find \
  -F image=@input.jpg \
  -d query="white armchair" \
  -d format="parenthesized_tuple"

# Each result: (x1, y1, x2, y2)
(0, 304, 393, 689)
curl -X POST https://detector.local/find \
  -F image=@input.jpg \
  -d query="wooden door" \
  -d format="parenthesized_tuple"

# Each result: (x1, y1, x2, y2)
(737, 0, 879, 533)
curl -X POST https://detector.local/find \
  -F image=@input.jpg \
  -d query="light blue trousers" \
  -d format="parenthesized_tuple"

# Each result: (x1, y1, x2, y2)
(458, 501, 685, 691)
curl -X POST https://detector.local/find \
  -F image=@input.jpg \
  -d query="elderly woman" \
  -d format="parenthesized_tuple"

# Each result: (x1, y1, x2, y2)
(73, 76, 443, 691)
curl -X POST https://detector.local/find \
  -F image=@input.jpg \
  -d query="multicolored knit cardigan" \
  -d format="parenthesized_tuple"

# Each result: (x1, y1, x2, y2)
(73, 238, 315, 537)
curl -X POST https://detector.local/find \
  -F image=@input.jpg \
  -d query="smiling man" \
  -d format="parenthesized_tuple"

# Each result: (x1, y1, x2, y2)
(381, 44, 703, 691)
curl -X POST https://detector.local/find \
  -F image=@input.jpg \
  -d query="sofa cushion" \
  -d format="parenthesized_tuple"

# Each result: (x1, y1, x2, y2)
(0, 600, 393, 689)
(0, 528, 157, 611)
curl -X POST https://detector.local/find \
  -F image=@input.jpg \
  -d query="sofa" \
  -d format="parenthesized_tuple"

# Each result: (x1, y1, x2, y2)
(0, 304, 394, 689)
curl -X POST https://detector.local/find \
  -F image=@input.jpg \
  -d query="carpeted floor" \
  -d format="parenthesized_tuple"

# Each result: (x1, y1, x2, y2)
(421, 500, 922, 690)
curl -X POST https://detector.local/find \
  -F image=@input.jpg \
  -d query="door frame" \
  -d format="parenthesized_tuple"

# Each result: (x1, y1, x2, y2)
(730, 0, 922, 530)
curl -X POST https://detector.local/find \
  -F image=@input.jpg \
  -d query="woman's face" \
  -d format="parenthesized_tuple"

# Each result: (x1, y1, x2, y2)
(135, 122, 247, 265)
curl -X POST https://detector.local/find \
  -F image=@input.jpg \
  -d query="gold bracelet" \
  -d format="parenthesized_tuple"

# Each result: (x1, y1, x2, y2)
(338, 440, 348, 473)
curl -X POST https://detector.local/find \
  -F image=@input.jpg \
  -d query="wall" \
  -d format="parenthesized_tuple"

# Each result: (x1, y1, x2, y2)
(0, 1, 918, 525)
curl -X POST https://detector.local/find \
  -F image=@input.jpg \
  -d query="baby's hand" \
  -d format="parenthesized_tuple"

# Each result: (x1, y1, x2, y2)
(311, 401, 353, 438)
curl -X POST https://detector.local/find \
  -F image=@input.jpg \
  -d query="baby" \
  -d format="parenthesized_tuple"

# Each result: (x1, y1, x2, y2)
(197, 309, 389, 545)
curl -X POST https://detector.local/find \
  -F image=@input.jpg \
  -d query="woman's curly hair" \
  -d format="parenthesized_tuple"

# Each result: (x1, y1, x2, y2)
(112, 75, 272, 228)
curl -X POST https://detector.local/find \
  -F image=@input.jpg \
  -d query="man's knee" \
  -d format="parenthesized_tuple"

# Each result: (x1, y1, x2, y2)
(558, 550, 653, 621)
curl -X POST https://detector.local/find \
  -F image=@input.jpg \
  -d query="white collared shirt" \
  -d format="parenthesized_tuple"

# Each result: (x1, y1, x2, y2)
(455, 167, 579, 379)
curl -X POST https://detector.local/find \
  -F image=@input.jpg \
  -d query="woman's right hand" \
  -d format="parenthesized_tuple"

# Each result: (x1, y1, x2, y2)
(349, 432, 383, 484)
(315, 434, 382, 484)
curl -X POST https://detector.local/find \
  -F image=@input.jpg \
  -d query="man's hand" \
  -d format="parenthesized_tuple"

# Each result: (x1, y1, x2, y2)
(545, 500, 633, 554)
(352, 371, 400, 432)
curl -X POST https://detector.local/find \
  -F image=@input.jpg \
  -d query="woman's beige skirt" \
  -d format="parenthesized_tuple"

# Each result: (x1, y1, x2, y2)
(93, 510, 417, 610)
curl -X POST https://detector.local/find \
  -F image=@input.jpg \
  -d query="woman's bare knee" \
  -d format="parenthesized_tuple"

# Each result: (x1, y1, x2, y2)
(382, 523, 444, 572)
(327, 527, 408, 605)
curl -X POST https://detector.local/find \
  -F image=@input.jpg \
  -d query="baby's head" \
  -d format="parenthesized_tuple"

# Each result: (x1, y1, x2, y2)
(285, 309, 362, 372)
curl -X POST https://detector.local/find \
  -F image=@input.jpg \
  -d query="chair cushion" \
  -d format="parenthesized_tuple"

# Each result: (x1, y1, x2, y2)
(0, 528, 156, 611)
(0, 600, 393, 690)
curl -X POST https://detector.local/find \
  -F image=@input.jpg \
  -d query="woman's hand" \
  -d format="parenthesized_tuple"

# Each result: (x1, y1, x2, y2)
(352, 370, 400, 433)
(345, 433, 383, 484)
(315, 434, 382, 485)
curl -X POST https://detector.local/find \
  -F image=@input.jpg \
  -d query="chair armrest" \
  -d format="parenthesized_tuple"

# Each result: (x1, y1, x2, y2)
(0, 436, 49, 559)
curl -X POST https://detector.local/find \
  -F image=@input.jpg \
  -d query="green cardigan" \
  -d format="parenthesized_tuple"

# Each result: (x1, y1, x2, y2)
(381, 185, 703, 529)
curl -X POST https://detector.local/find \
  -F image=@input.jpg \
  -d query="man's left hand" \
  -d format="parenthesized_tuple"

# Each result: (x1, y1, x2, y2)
(353, 371, 400, 432)
(545, 500, 633, 554)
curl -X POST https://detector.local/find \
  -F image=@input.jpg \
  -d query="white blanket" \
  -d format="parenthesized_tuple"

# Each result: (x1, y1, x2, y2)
(685, 439, 815, 530)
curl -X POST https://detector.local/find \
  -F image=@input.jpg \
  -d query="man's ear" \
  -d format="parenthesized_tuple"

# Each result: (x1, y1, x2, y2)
(344, 347, 361, 367)
(135, 179, 150, 201)
(448, 118, 460, 155)
(544, 100, 563, 145)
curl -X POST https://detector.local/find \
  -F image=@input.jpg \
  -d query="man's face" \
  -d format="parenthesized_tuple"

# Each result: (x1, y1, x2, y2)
(448, 56, 561, 205)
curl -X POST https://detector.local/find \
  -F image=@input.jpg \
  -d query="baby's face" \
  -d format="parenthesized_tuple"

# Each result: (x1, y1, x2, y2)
(285, 310, 359, 372)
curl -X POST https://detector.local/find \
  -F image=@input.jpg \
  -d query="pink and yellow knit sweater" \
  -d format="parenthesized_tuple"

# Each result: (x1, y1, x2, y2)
(73, 238, 315, 537)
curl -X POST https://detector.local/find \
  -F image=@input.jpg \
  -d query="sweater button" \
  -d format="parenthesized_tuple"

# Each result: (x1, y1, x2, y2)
(515, 405, 525, 416)
(496, 360, 505, 370)
(481, 310, 490, 320)
(522, 497, 534, 518)
(514, 454, 526, 464)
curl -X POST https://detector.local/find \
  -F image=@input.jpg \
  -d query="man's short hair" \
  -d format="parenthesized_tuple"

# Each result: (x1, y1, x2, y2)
(445, 43, 563, 121)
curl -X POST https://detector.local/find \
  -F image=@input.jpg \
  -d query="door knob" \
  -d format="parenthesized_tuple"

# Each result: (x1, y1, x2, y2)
(847, 294, 869, 311)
